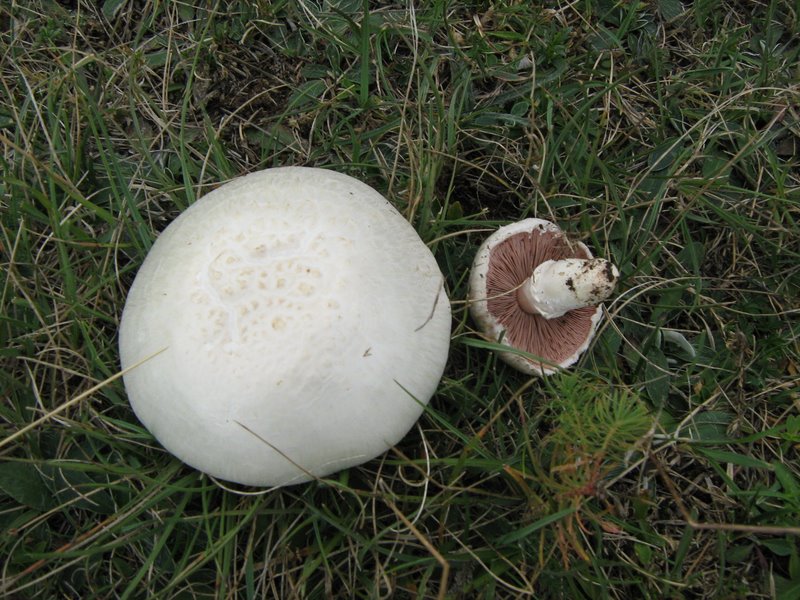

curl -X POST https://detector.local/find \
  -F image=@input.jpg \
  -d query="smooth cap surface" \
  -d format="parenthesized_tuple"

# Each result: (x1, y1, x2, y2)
(119, 167, 451, 486)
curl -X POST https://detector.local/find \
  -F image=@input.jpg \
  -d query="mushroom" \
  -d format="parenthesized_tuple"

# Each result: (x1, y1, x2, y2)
(119, 167, 451, 487)
(468, 218, 618, 376)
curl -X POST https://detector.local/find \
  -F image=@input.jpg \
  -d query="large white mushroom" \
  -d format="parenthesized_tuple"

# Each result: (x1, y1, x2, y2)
(468, 218, 618, 376)
(119, 167, 451, 487)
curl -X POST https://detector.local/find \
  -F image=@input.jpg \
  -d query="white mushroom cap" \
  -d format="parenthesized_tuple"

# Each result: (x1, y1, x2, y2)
(468, 218, 617, 376)
(119, 167, 451, 487)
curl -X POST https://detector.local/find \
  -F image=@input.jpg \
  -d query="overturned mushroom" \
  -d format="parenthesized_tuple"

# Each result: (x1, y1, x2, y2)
(468, 218, 618, 376)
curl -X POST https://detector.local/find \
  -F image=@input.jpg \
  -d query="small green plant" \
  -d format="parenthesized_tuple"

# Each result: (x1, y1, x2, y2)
(505, 375, 653, 566)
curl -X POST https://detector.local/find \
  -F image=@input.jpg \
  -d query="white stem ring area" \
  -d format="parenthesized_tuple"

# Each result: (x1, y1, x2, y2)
(517, 258, 620, 320)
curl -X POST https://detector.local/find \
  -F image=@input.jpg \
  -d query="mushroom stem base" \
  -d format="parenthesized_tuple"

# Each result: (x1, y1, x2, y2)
(517, 258, 619, 319)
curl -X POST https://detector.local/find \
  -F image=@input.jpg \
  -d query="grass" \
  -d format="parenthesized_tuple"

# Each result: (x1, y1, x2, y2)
(1, 0, 799, 597)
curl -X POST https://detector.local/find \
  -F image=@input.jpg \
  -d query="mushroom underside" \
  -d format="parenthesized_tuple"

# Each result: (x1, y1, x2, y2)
(485, 229, 598, 369)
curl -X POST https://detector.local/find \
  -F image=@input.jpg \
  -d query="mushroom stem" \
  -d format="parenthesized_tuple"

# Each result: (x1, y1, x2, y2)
(516, 258, 619, 319)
